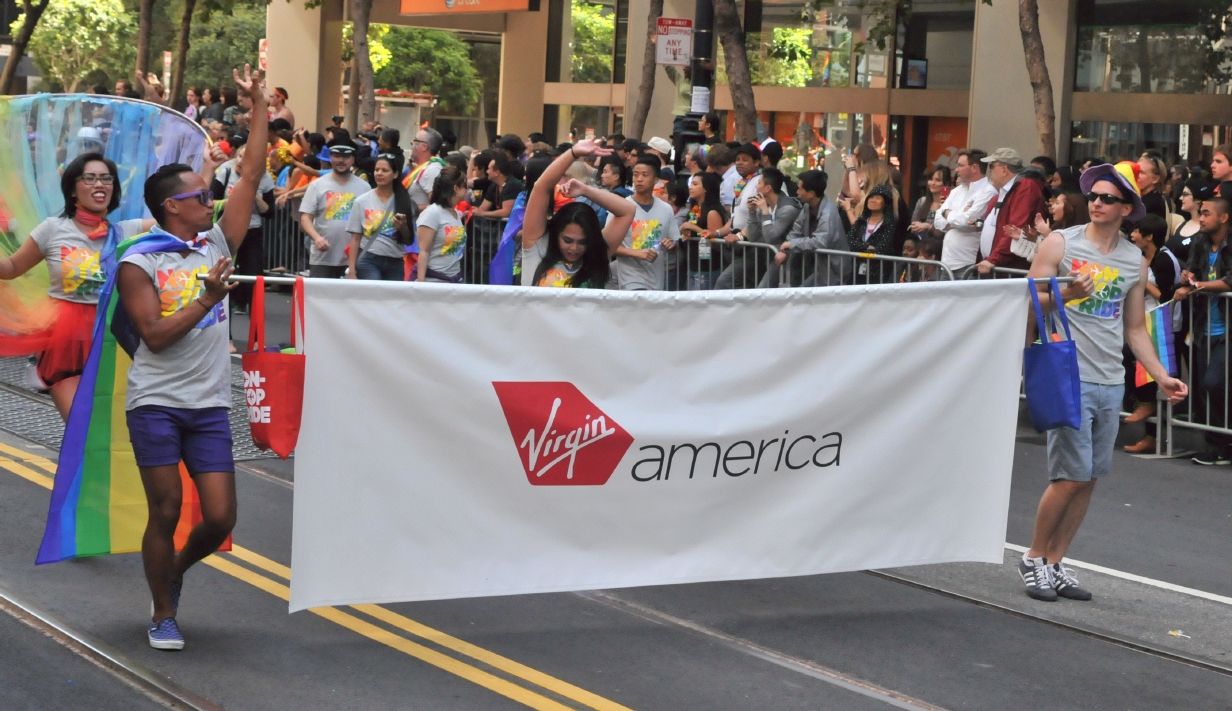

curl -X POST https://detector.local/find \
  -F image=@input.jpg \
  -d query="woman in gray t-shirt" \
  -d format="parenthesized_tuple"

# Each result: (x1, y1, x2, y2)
(415, 166, 469, 283)
(346, 153, 414, 281)
(0, 153, 152, 418)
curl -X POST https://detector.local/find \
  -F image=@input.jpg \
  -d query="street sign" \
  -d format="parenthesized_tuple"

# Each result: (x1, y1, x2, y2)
(258, 38, 268, 72)
(656, 18, 692, 67)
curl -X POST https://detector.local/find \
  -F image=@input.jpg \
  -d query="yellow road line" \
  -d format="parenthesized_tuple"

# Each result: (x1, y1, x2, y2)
(354, 604, 637, 711)
(0, 454, 54, 488)
(203, 556, 577, 711)
(1, 445, 635, 711)
(0, 442, 57, 476)
(223, 545, 634, 711)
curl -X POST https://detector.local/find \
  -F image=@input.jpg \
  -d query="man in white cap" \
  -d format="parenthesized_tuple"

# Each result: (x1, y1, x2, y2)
(646, 137, 675, 181)
(1021, 163, 1187, 602)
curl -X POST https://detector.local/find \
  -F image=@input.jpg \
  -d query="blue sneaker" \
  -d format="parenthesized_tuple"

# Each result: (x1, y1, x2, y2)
(149, 579, 182, 618)
(148, 617, 184, 650)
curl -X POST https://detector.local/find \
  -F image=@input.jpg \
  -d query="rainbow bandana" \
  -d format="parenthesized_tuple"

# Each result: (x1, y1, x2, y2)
(37, 231, 228, 564)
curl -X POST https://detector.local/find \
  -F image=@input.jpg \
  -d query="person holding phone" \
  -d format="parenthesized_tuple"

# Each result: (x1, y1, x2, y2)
(346, 152, 415, 281)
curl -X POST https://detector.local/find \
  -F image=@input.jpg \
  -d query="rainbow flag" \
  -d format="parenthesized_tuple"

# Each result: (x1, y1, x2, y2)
(37, 232, 229, 564)
(1135, 301, 1177, 388)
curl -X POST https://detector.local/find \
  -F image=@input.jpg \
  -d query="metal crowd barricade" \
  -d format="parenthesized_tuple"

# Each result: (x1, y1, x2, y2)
(964, 266, 1030, 280)
(1164, 291, 1232, 458)
(464, 216, 507, 285)
(661, 238, 780, 291)
(262, 201, 308, 276)
(782, 248, 955, 287)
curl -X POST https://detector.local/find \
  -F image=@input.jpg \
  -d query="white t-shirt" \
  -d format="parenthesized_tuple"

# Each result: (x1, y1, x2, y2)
(120, 225, 232, 411)
(610, 195, 680, 291)
(300, 172, 371, 266)
(408, 160, 443, 208)
(217, 160, 276, 229)
(29, 217, 146, 303)
(345, 190, 404, 259)
(417, 203, 466, 279)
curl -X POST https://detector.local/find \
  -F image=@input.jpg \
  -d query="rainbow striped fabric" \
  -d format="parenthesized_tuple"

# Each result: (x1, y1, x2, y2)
(1135, 301, 1177, 388)
(37, 232, 227, 564)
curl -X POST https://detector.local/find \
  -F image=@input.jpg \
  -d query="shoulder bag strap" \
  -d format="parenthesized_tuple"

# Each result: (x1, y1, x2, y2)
(246, 275, 265, 353)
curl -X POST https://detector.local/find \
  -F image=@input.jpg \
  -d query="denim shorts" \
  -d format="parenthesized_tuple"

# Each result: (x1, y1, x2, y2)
(1046, 381, 1124, 482)
(126, 405, 235, 475)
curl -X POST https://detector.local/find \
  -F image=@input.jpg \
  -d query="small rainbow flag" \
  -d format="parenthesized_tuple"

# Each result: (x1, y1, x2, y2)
(1135, 301, 1177, 388)
(37, 231, 230, 564)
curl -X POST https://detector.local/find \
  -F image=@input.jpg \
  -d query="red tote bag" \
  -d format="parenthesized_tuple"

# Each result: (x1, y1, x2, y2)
(240, 276, 305, 459)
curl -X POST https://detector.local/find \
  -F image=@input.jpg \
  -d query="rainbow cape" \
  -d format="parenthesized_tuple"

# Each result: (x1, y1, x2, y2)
(1135, 301, 1177, 388)
(402, 156, 445, 190)
(0, 95, 206, 354)
(488, 191, 527, 285)
(37, 231, 229, 564)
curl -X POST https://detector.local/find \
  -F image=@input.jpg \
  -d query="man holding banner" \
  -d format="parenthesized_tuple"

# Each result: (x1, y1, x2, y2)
(1023, 164, 1187, 602)
(115, 66, 269, 650)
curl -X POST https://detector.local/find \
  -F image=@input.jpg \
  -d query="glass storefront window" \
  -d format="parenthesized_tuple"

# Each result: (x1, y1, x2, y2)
(567, 0, 615, 84)
(1070, 121, 1187, 166)
(716, 0, 890, 89)
(1075, 25, 1225, 94)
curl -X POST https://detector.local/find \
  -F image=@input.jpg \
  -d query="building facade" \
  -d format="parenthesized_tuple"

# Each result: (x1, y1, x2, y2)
(267, 0, 1232, 194)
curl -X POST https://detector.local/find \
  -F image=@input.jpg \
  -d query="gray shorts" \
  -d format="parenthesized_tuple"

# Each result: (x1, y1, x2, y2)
(1046, 381, 1124, 482)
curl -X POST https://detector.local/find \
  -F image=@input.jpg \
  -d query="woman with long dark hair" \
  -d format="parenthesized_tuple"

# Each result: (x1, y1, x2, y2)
(347, 153, 415, 280)
(680, 171, 728, 289)
(908, 166, 950, 241)
(521, 139, 636, 288)
(416, 166, 469, 283)
(0, 153, 155, 418)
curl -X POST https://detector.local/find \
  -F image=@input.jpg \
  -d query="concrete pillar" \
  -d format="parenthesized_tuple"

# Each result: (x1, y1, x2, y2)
(623, 0, 695, 141)
(967, 0, 1077, 162)
(264, 0, 325, 130)
(499, 7, 549, 137)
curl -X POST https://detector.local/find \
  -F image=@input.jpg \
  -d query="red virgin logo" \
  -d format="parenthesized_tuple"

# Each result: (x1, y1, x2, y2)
(492, 382, 634, 486)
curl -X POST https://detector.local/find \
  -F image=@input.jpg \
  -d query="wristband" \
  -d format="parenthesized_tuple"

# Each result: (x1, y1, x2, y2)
(195, 297, 214, 312)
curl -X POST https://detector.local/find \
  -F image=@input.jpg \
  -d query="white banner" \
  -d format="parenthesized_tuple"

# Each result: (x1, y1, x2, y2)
(289, 281, 1028, 611)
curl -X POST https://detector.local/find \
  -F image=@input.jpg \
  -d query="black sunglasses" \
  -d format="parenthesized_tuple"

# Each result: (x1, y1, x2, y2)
(1085, 191, 1128, 206)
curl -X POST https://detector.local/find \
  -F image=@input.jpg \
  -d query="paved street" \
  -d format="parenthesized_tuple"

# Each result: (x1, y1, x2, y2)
(1, 354, 1230, 710)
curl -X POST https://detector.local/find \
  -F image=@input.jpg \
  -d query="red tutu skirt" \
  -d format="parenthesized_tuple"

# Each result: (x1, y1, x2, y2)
(36, 300, 96, 386)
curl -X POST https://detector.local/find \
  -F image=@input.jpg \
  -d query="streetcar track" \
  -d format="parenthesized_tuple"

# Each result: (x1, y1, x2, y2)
(0, 584, 226, 711)
(577, 589, 951, 711)
(864, 570, 1232, 678)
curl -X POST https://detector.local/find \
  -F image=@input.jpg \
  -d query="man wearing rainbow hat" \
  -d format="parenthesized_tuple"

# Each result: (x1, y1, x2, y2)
(1019, 161, 1188, 602)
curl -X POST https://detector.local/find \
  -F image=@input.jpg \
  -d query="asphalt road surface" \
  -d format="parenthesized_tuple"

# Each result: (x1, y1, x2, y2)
(1, 394, 1229, 710)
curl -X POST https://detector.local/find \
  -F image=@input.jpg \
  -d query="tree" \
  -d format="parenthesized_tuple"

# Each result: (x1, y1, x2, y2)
(374, 27, 481, 115)
(1015, 0, 1055, 159)
(182, 1, 263, 91)
(349, 0, 376, 128)
(20, 0, 136, 92)
(714, 0, 757, 142)
(136, 0, 160, 75)
(570, 0, 614, 84)
(0, 0, 50, 94)
(624, 0, 661, 140)
(170, 0, 199, 105)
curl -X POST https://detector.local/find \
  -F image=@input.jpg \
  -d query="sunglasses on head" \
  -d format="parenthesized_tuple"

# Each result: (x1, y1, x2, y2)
(1085, 191, 1127, 206)
(166, 189, 214, 206)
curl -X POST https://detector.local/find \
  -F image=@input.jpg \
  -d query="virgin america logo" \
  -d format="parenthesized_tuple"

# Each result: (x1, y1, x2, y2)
(492, 382, 634, 486)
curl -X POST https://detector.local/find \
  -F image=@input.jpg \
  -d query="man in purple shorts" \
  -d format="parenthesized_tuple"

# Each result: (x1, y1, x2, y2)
(116, 66, 268, 650)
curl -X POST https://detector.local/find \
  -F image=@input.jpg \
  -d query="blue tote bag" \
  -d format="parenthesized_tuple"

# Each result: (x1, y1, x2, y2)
(1023, 277, 1082, 432)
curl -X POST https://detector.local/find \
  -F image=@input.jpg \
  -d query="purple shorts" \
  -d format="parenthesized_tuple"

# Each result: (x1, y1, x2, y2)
(126, 405, 235, 475)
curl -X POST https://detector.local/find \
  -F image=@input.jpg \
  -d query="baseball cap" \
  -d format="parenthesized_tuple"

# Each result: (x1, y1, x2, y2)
(981, 147, 1024, 168)
(647, 136, 673, 156)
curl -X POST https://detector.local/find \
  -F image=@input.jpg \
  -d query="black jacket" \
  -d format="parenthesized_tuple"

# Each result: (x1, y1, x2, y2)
(1184, 232, 1232, 337)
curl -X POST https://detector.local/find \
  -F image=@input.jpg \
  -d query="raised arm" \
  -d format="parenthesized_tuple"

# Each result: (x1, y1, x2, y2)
(557, 178, 634, 254)
(217, 65, 268, 253)
(522, 139, 612, 249)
